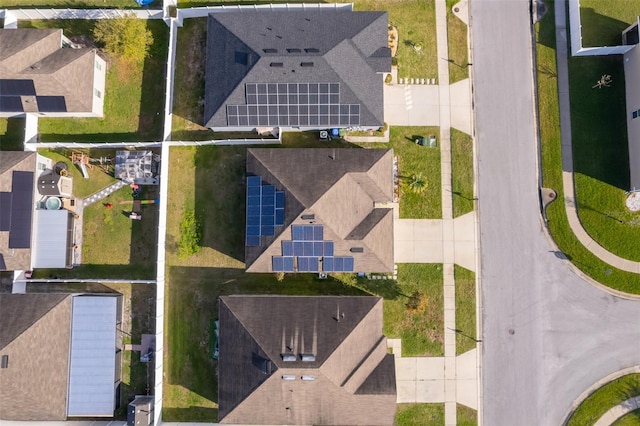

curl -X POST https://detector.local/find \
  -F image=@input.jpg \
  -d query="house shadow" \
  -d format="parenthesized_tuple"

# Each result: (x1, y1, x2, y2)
(579, 7, 633, 48)
(0, 117, 26, 151)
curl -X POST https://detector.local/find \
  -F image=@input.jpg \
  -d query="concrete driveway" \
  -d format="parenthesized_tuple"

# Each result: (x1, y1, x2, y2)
(384, 84, 440, 126)
(394, 211, 476, 272)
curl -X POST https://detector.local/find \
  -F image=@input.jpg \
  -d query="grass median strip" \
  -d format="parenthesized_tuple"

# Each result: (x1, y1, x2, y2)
(566, 374, 640, 426)
(451, 128, 474, 218)
(535, 0, 640, 294)
(396, 403, 445, 425)
(455, 265, 476, 355)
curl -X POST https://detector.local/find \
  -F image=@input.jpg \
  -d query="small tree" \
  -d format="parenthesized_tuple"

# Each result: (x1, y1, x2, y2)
(406, 290, 426, 312)
(93, 13, 153, 63)
(406, 173, 428, 194)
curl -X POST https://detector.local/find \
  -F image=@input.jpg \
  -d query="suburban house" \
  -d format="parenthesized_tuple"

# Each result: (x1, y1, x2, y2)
(204, 9, 391, 131)
(568, 0, 640, 190)
(0, 293, 123, 420)
(217, 295, 397, 425)
(623, 19, 640, 190)
(1, 151, 75, 271)
(245, 148, 395, 273)
(0, 28, 106, 117)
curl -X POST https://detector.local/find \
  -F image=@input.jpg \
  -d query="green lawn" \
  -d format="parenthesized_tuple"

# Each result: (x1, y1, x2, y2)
(455, 266, 476, 355)
(396, 403, 445, 425)
(19, 20, 167, 142)
(382, 264, 444, 357)
(364, 126, 442, 219)
(614, 410, 640, 426)
(0, 118, 25, 151)
(451, 128, 474, 217)
(4, 0, 143, 7)
(579, 0, 640, 47)
(566, 374, 640, 426)
(446, 0, 469, 84)
(457, 404, 478, 426)
(535, 0, 640, 294)
(353, 0, 437, 80)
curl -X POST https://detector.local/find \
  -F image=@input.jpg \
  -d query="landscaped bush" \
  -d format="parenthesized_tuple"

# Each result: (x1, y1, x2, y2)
(178, 210, 202, 259)
(93, 13, 154, 63)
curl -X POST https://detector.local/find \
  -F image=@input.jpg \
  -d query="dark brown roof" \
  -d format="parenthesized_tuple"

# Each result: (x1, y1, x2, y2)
(218, 295, 396, 425)
(0, 293, 72, 420)
(245, 148, 395, 273)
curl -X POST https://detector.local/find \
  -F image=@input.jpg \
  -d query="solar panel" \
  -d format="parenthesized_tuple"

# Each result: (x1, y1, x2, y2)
(0, 193, 11, 231)
(262, 215, 275, 226)
(247, 185, 261, 197)
(273, 256, 284, 271)
(302, 226, 313, 241)
(313, 242, 323, 256)
(0, 96, 24, 112)
(275, 208, 284, 226)
(282, 241, 293, 256)
(275, 191, 284, 208)
(247, 216, 260, 226)
(334, 257, 343, 272)
(303, 241, 313, 256)
(313, 225, 323, 241)
(324, 241, 334, 256)
(0, 79, 36, 96)
(247, 196, 260, 207)
(343, 256, 355, 272)
(292, 225, 304, 241)
(247, 176, 261, 186)
(247, 226, 260, 236)
(323, 257, 333, 272)
(261, 204, 275, 215)
(36, 96, 67, 112)
(247, 205, 261, 216)
(283, 256, 295, 272)
(293, 241, 304, 256)
(8, 171, 34, 249)
(298, 257, 308, 271)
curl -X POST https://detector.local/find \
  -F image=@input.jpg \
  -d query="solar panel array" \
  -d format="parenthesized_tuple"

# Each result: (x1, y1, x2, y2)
(246, 175, 285, 246)
(227, 83, 360, 127)
(6, 171, 34, 249)
(272, 225, 355, 273)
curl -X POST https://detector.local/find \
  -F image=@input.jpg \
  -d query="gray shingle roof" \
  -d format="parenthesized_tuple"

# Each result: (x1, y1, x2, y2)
(245, 148, 395, 273)
(204, 10, 391, 128)
(218, 295, 396, 425)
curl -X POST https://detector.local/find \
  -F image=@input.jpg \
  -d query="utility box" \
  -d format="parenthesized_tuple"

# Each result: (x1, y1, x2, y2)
(415, 135, 437, 147)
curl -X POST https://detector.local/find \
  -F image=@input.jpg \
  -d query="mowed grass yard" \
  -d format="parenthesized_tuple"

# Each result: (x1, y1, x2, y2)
(446, 0, 469, 84)
(535, 0, 640, 294)
(566, 374, 640, 426)
(396, 403, 445, 425)
(365, 126, 442, 219)
(0, 118, 25, 151)
(579, 0, 640, 47)
(18, 20, 168, 142)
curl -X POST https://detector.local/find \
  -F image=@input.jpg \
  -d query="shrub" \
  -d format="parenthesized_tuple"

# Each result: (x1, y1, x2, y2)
(406, 290, 426, 312)
(178, 210, 201, 259)
(385, 73, 393, 84)
(330, 273, 358, 287)
(93, 13, 153, 63)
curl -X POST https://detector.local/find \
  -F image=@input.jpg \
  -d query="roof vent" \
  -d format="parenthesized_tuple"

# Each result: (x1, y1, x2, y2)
(301, 214, 315, 220)
(301, 375, 316, 381)
(304, 48, 319, 53)
(263, 48, 278, 54)
(301, 354, 316, 362)
(350, 247, 364, 253)
(300, 62, 314, 67)
(287, 48, 302, 53)
(282, 354, 296, 362)
(262, 360, 273, 374)
(282, 374, 296, 381)
(1, 355, 8, 369)
(270, 62, 284, 68)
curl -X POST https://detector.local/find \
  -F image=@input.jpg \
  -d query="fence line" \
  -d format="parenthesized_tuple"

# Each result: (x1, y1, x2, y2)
(3, 8, 163, 20)
(26, 141, 164, 149)
(163, 20, 178, 141)
(176, 2, 353, 22)
(22, 279, 156, 284)
(167, 138, 280, 146)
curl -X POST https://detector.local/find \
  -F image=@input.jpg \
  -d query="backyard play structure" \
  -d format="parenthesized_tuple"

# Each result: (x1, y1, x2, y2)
(70, 152, 113, 179)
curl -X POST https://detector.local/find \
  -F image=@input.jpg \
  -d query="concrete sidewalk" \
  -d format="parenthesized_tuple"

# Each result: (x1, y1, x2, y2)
(554, 1, 640, 275)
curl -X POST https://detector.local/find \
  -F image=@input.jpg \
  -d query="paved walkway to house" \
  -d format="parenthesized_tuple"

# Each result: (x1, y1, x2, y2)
(594, 396, 640, 426)
(394, 210, 476, 272)
(554, 1, 640, 277)
(388, 339, 478, 410)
